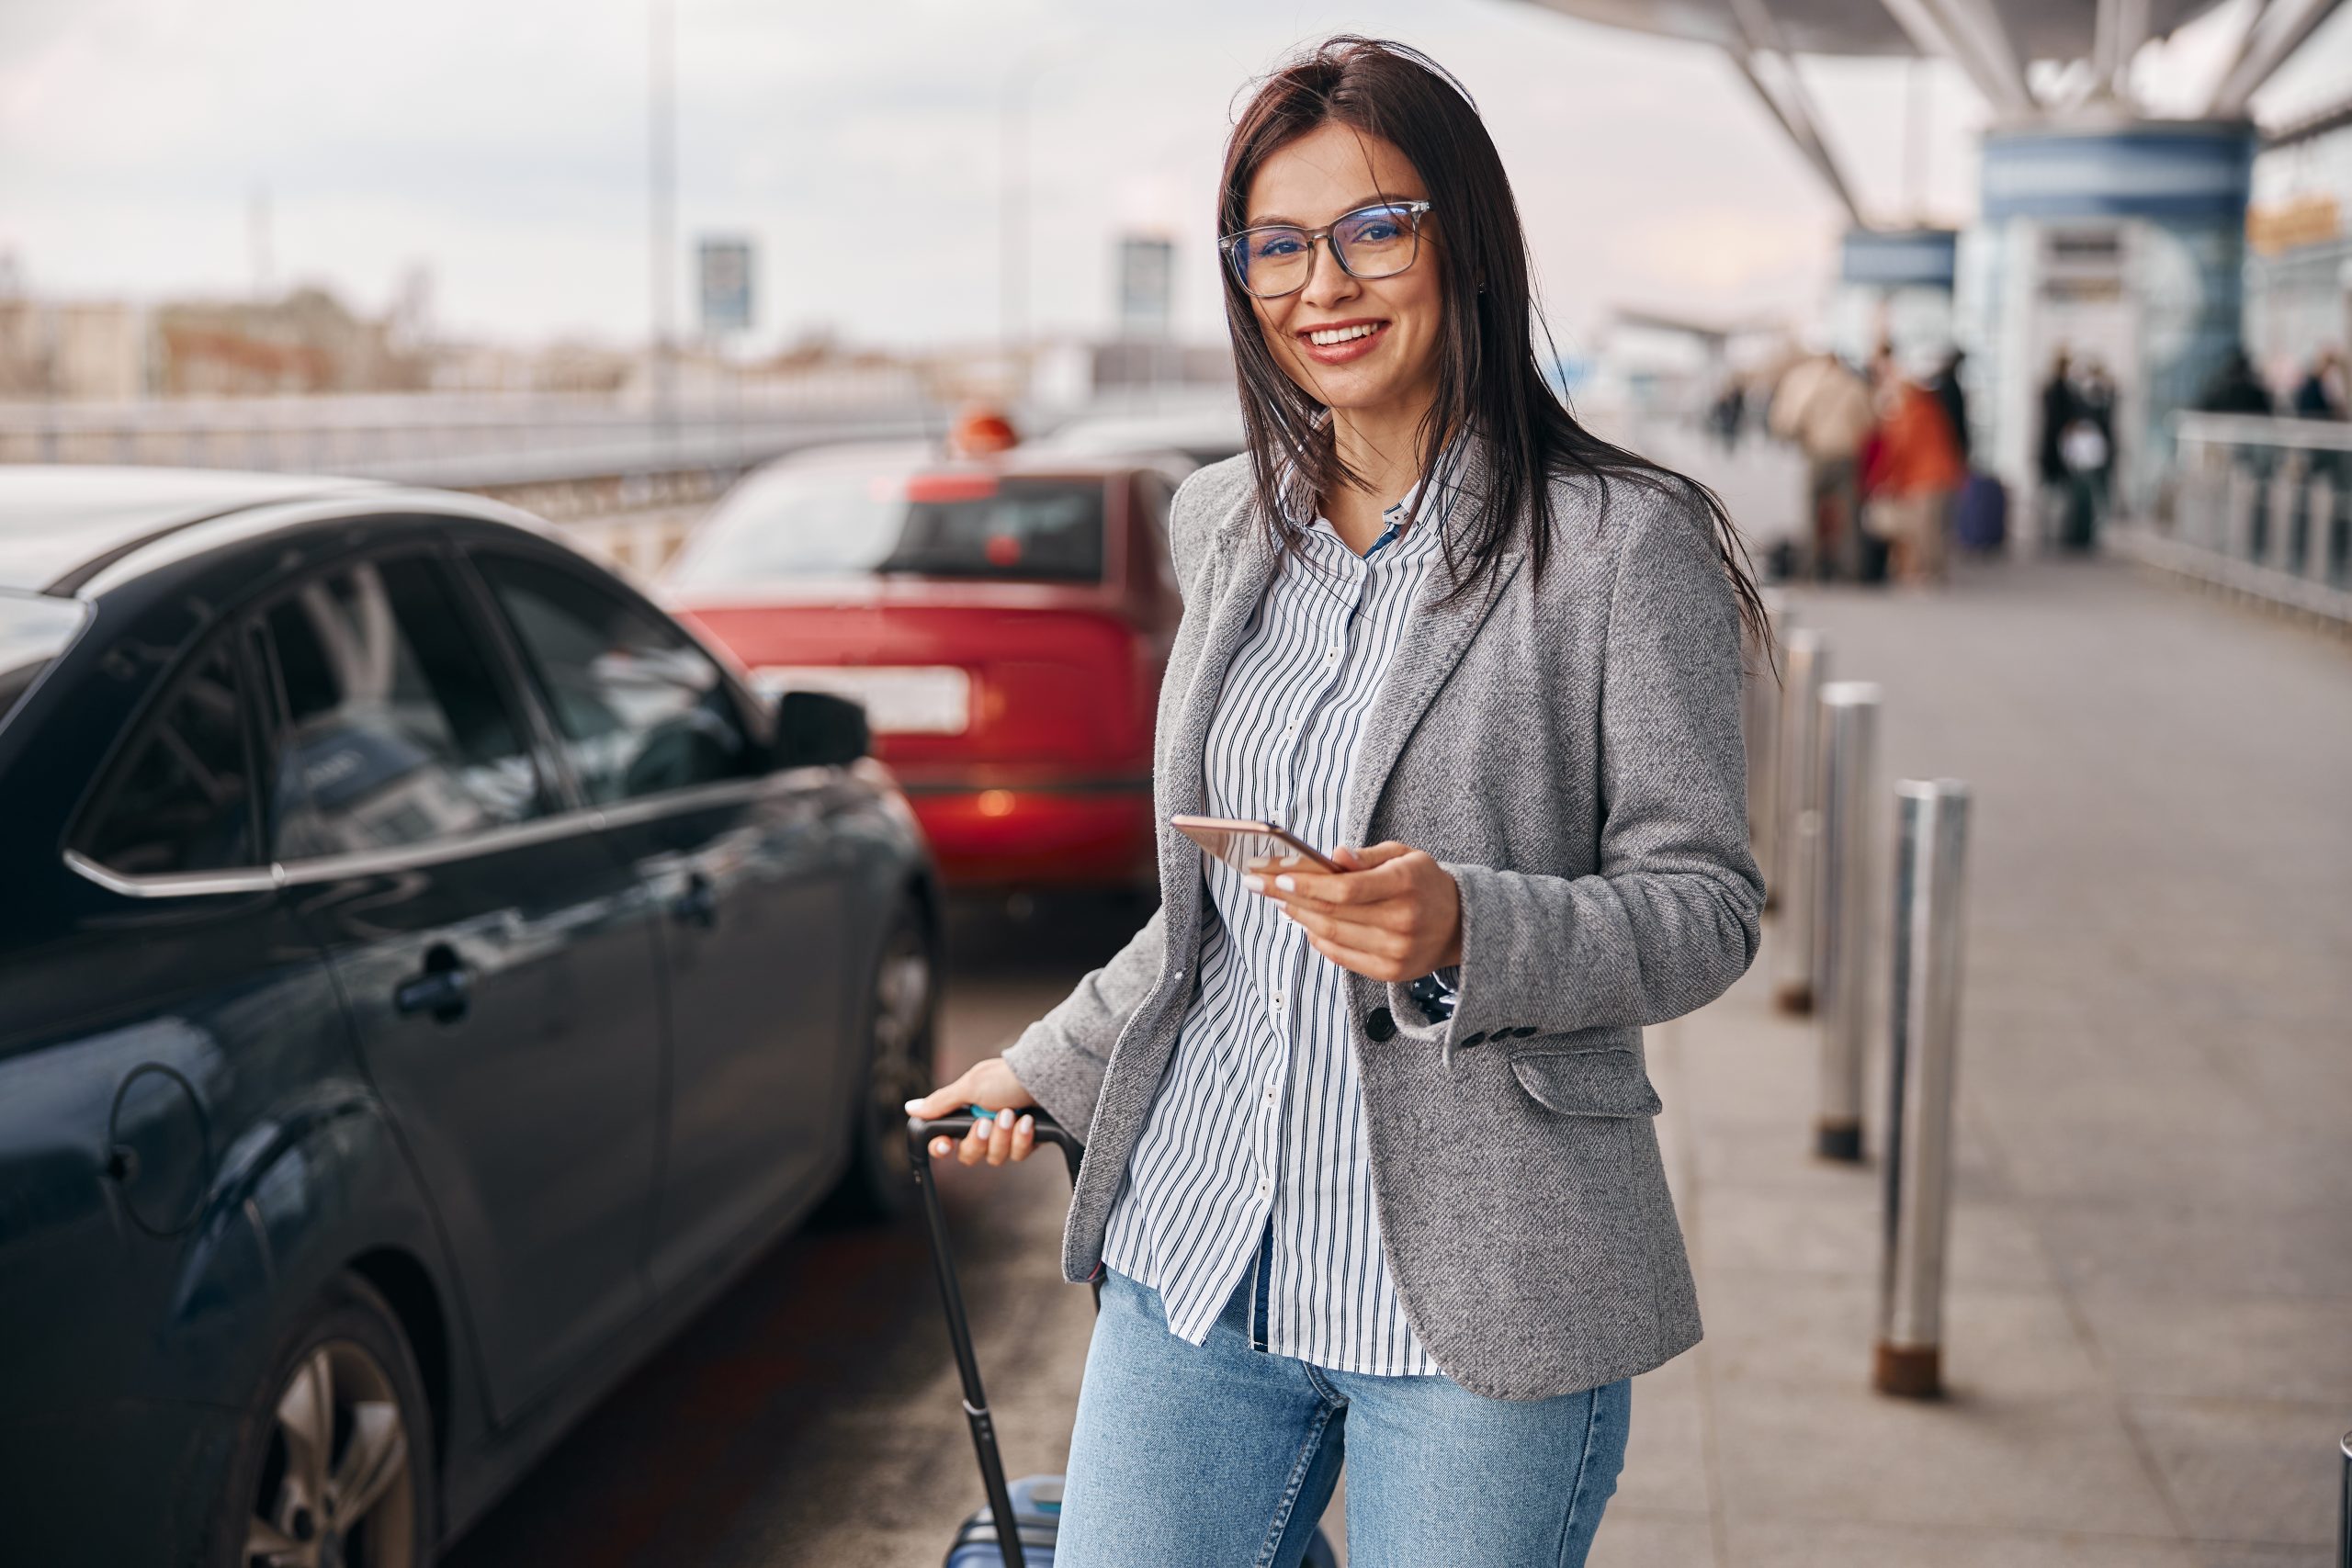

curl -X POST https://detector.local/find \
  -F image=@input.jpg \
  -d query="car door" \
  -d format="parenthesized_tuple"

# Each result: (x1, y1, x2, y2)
(9, 622, 352, 1425)
(466, 547, 852, 1294)
(256, 544, 668, 1421)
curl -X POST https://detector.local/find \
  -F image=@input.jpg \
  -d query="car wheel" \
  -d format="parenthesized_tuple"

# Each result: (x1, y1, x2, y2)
(215, 1273, 435, 1568)
(818, 902, 937, 1224)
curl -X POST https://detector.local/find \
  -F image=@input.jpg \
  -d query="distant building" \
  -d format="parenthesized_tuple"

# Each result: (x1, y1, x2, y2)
(153, 286, 424, 397)
(0, 297, 146, 400)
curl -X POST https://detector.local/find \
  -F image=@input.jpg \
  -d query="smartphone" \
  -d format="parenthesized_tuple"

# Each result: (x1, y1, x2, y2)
(1169, 815, 1341, 875)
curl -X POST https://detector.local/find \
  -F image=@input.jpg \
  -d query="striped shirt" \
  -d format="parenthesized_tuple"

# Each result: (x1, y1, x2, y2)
(1101, 457, 1464, 1376)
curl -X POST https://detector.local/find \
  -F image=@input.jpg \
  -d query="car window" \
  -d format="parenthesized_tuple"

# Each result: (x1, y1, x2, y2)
(476, 552, 757, 805)
(260, 554, 548, 861)
(75, 638, 259, 876)
(0, 590, 89, 731)
(666, 470, 1108, 585)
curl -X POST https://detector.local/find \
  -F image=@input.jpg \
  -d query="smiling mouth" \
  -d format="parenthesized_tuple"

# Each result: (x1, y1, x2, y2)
(1302, 321, 1387, 347)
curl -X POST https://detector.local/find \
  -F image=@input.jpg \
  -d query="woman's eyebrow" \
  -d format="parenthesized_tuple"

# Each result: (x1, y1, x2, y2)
(1244, 192, 1410, 228)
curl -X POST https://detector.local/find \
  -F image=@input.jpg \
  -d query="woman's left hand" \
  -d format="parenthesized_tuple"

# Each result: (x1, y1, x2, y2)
(1243, 841, 1464, 982)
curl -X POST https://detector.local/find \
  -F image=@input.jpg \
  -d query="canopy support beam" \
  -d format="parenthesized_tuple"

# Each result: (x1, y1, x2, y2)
(2208, 0, 2345, 118)
(1724, 0, 1869, 226)
(1876, 0, 2034, 114)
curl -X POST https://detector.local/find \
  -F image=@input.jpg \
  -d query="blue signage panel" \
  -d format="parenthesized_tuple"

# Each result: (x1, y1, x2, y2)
(1980, 124, 2256, 223)
(1840, 228, 1960, 288)
(698, 236, 755, 336)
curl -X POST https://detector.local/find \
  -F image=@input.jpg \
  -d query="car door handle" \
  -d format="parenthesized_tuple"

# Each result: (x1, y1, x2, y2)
(395, 945, 470, 1024)
(673, 874, 718, 931)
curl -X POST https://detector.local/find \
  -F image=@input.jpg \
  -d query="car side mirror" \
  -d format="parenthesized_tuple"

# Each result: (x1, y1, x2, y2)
(773, 689, 870, 769)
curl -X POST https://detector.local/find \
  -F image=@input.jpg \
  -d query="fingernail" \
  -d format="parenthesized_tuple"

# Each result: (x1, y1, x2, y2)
(931, 1137, 948, 1156)
(903, 1099, 922, 1113)
(1275, 874, 1296, 892)
(1241, 874, 1265, 892)
(1016, 1113, 1034, 1134)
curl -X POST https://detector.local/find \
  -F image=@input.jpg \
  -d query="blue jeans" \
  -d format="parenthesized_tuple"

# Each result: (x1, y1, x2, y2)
(1055, 1258, 1631, 1567)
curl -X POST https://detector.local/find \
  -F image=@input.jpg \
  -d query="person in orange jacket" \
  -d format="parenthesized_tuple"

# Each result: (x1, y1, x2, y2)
(1861, 349, 1967, 584)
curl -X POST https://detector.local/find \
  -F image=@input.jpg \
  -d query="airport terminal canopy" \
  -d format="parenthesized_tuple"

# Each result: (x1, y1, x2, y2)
(1517, 0, 2225, 64)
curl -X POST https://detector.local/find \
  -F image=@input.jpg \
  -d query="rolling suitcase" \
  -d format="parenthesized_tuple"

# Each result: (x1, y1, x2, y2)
(1956, 469, 2007, 552)
(909, 1108, 1341, 1568)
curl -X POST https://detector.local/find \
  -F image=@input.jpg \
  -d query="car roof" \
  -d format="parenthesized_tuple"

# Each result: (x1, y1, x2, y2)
(0, 466, 390, 595)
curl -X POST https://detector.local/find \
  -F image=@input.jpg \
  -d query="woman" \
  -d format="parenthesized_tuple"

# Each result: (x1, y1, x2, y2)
(907, 36, 1765, 1567)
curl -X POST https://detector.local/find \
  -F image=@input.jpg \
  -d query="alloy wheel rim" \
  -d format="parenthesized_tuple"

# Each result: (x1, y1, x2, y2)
(244, 1339, 414, 1567)
(868, 927, 932, 1134)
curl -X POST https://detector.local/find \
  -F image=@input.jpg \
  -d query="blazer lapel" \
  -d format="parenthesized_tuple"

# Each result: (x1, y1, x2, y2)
(1340, 446, 1521, 847)
(1157, 496, 1280, 831)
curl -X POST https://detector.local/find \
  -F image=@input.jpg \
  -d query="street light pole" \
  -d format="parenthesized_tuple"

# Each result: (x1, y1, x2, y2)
(650, 0, 678, 441)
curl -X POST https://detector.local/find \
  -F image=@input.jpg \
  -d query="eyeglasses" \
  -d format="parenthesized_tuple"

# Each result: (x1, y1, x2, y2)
(1218, 200, 1433, 299)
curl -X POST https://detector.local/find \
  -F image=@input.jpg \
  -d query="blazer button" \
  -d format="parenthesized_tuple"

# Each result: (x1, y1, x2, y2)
(1364, 1006, 1396, 1043)
(1458, 1031, 1487, 1048)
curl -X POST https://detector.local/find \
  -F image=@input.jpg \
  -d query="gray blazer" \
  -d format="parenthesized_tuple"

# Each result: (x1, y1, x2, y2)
(1001, 441, 1762, 1400)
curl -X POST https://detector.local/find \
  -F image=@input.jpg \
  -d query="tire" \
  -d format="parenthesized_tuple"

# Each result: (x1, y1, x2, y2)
(211, 1272, 436, 1568)
(816, 900, 938, 1225)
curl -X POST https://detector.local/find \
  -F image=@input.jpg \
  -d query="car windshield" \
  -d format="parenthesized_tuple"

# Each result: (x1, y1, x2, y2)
(668, 470, 1106, 586)
(0, 591, 90, 729)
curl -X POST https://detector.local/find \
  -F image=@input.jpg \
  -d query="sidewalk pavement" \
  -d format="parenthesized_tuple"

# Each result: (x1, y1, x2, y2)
(1577, 558, 2352, 1567)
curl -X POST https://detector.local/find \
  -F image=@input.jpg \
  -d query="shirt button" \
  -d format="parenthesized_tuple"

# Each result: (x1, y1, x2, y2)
(1283, 721, 1299, 739)
(1258, 1178, 1272, 1197)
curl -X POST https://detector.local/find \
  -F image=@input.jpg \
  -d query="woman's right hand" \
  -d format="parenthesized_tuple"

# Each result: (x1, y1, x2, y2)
(903, 1056, 1040, 1167)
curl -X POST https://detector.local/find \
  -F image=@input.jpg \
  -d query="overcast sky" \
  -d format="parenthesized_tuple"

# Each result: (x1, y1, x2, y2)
(3, 0, 2346, 355)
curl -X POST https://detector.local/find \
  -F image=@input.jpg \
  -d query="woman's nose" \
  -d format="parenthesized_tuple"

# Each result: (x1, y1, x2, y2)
(1300, 237, 1359, 308)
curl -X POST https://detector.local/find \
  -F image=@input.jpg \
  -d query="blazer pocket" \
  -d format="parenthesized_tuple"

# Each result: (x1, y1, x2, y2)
(1509, 1048, 1664, 1119)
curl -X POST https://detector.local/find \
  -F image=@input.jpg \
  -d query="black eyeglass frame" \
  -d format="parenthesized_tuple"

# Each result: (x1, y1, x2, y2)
(1217, 200, 1435, 299)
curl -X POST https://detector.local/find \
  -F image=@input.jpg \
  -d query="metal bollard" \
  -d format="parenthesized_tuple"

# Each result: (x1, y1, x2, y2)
(1745, 594, 1791, 911)
(2338, 1427, 2351, 1568)
(1874, 780, 1971, 1400)
(1772, 630, 1828, 1013)
(1814, 682, 1881, 1162)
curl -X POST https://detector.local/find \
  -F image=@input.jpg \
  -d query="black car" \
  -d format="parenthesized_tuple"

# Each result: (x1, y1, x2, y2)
(0, 468, 941, 1566)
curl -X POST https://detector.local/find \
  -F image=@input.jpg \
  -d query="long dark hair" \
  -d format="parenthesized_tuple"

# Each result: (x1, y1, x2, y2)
(1219, 36, 1769, 653)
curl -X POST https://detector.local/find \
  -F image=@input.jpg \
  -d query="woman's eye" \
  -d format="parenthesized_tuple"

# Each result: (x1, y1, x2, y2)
(1349, 219, 1402, 243)
(1255, 234, 1306, 258)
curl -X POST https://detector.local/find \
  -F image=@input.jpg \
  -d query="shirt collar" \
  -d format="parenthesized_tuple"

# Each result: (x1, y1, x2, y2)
(1276, 434, 1466, 547)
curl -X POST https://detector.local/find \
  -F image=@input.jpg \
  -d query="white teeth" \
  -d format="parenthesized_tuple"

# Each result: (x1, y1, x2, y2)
(1308, 323, 1380, 346)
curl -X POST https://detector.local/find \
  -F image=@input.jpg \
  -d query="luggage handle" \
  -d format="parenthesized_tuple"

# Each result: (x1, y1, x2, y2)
(907, 1108, 1095, 1568)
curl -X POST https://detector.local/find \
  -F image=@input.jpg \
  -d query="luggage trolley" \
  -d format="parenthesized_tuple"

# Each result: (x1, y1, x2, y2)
(907, 1108, 1340, 1568)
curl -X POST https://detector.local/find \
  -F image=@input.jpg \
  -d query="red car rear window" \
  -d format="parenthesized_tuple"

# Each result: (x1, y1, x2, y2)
(671, 470, 1107, 586)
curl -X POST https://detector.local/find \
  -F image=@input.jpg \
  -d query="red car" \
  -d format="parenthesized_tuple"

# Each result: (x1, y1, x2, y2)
(664, 443, 1187, 891)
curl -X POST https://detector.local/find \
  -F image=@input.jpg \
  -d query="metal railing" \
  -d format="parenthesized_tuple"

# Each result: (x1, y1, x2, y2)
(2119, 412, 2352, 626)
(0, 389, 944, 496)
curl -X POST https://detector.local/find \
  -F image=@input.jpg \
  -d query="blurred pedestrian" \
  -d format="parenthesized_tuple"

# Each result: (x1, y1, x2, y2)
(2037, 349, 2079, 544)
(2075, 357, 2117, 528)
(1862, 347, 1966, 583)
(906, 35, 1766, 1568)
(1710, 378, 1747, 451)
(2199, 347, 2274, 415)
(1924, 347, 1970, 462)
(2289, 349, 2346, 572)
(1769, 347, 1875, 580)
(2292, 347, 2346, 420)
